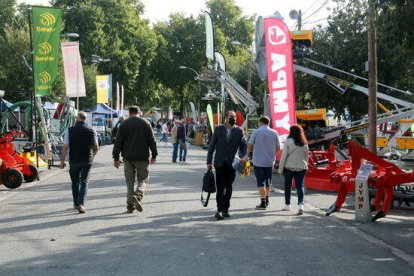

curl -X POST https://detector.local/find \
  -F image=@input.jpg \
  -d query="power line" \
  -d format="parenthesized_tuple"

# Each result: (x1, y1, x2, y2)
(301, 0, 323, 17)
(301, 1, 353, 26)
(302, 0, 330, 22)
(302, 16, 330, 26)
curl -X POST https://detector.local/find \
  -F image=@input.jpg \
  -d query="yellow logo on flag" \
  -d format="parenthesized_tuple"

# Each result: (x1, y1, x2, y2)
(39, 71, 51, 83)
(39, 42, 52, 55)
(40, 12, 56, 25)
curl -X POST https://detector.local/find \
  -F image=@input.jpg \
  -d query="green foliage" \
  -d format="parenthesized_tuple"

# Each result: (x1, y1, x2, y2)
(54, 0, 158, 108)
(0, 25, 32, 102)
(295, 0, 370, 120)
(1, 0, 413, 120)
(378, 0, 414, 54)
(150, 13, 206, 114)
(0, 0, 16, 36)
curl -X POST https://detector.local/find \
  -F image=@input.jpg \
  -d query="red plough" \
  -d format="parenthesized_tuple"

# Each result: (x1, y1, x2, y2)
(306, 141, 414, 222)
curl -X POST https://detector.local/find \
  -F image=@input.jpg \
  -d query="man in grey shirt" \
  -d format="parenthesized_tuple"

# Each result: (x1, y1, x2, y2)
(246, 116, 280, 209)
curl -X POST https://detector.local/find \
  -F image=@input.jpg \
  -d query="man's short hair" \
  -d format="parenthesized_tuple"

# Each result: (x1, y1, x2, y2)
(77, 111, 87, 121)
(259, 116, 270, 125)
(225, 110, 236, 117)
(128, 106, 140, 114)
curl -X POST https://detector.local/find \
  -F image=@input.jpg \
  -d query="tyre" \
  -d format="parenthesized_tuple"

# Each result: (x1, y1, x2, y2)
(2, 168, 23, 189)
(24, 165, 38, 183)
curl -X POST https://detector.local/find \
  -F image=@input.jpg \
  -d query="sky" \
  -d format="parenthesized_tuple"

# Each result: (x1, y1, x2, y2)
(18, 0, 336, 30)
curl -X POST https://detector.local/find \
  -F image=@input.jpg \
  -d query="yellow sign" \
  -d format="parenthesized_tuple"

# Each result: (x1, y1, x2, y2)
(96, 75, 109, 103)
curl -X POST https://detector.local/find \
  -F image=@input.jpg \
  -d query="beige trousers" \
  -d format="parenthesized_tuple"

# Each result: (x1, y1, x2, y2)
(124, 160, 149, 205)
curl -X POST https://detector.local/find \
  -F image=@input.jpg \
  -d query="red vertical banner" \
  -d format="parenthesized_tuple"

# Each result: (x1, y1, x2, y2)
(264, 18, 296, 144)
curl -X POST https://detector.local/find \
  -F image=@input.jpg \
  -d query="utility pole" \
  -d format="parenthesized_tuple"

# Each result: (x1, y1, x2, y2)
(247, 54, 253, 94)
(368, 0, 377, 154)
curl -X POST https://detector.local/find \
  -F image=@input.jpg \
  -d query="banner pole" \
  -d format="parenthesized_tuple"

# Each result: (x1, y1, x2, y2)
(27, 5, 35, 143)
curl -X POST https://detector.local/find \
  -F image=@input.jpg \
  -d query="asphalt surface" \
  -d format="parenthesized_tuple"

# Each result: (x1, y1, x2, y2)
(0, 140, 413, 276)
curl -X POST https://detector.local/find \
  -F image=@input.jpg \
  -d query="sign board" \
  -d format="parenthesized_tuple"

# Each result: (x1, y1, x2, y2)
(355, 163, 373, 222)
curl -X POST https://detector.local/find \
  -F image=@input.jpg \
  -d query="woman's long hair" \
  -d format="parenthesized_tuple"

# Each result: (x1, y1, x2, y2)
(288, 125, 308, 146)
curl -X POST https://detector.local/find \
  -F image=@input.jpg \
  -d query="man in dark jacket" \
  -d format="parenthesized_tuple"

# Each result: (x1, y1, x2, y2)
(207, 110, 247, 220)
(111, 116, 124, 143)
(60, 111, 99, 214)
(112, 106, 158, 213)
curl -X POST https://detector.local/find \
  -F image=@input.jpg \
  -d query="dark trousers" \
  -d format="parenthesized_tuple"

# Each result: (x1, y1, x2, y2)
(172, 141, 179, 162)
(283, 169, 307, 205)
(215, 162, 236, 212)
(69, 162, 92, 206)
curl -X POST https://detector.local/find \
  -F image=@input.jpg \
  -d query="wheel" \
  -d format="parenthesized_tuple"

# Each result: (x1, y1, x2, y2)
(24, 164, 38, 182)
(2, 168, 23, 189)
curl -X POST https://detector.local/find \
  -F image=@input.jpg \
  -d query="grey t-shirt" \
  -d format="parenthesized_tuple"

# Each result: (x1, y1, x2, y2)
(248, 125, 280, 167)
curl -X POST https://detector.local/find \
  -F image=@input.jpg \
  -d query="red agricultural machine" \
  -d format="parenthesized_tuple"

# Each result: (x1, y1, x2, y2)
(305, 141, 414, 222)
(0, 131, 38, 189)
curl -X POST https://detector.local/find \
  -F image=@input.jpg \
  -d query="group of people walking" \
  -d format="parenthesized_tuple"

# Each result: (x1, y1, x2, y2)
(207, 111, 309, 219)
(60, 107, 309, 220)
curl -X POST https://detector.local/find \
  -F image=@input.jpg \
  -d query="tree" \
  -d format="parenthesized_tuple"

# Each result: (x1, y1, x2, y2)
(295, 0, 370, 120)
(150, 13, 206, 115)
(378, 0, 414, 54)
(0, 0, 16, 36)
(0, 25, 32, 103)
(53, 0, 158, 108)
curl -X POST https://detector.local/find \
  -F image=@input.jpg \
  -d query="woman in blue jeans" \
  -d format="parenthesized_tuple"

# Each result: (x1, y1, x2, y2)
(277, 125, 309, 215)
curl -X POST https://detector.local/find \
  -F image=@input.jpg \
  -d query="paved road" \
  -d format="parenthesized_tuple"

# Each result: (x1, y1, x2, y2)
(0, 142, 413, 276)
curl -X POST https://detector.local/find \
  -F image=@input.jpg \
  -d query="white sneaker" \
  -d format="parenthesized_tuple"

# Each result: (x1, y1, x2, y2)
(283, 205, 291, 211)
(298, 204, 304, 215)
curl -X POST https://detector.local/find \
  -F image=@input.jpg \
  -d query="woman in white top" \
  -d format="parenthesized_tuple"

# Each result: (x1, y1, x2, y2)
(278, 125, 309, 215)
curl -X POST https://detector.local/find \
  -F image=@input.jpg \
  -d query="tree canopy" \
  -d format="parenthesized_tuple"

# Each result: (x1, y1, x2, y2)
(0, 0, 413, 119)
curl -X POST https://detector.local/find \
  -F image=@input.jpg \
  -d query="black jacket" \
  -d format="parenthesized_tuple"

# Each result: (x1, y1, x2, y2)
(112, 116, 158, 161)
(68, 122, 96, 163)
(207, 124, 247, 168)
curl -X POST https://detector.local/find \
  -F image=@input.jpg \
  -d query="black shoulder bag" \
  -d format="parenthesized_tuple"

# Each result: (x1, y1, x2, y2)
(201, 169, 216, 207)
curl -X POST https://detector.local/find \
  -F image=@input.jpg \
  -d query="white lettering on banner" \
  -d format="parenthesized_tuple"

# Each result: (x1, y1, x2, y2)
(268, 26, 287, 45)
(272, 70, 287, 89)
(275, 113, 290, 131)
(271, 53, 286, 73)
(272, 90, 288, 112)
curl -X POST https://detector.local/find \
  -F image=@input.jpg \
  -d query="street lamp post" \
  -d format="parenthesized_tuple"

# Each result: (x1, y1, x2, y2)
(231, 41, 253, 94)
(179, 66, 201, 122)
(61, 33, 80, 110)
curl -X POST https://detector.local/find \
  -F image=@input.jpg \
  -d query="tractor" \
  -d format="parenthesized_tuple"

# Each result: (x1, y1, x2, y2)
(0, 132, 38, 189)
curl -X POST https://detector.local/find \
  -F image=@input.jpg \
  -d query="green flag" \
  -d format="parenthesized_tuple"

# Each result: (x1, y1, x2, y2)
(207, 104, 214, 134)
(31, 6, 62, 97)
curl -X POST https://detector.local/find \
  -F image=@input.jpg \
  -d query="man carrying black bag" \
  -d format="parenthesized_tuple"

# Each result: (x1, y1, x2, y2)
(207, 110, 247, 220)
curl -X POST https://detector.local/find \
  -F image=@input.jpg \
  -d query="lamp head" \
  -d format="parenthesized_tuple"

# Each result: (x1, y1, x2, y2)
(61, 33, 80, 38)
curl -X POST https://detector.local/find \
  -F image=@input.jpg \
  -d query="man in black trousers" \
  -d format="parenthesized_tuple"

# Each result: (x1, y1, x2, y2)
(207, 110, 247, 220)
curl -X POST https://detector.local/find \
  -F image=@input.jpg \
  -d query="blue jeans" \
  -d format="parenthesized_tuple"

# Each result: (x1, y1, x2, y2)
(179, 139, 187, 162)
(172, 141, 179, 162)
(69, 162, 92, 206)
(283, 169, 307, 205)
(160, 133, 168, 142)
(253, 166, 273, 187)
